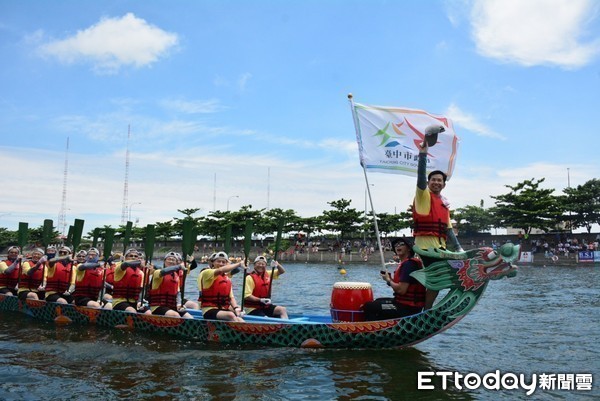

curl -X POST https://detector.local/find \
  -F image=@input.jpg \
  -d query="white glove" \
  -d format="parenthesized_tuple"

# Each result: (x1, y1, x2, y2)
(260, 298, 272, 305)
(270, 260, 278, 268)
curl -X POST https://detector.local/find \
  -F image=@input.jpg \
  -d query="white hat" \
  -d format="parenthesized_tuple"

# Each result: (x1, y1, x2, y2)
(211, 251, 228, 261)
(254, 256, 267, 264)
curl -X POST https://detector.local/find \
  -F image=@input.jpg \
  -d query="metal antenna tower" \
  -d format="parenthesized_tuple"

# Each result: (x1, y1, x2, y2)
(57, 137, 69, 235)
(120, 125, 131, 224)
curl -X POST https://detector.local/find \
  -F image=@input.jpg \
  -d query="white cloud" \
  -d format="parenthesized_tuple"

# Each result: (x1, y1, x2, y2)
(37, 13, 178, 74)
(238, 73, 253, 91)
(161, 98, 225, 114)
(470, 0, 600, 68)
(445, 103, 506, 140)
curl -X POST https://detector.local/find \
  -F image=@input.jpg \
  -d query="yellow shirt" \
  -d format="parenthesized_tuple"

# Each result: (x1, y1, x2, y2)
(44, 263, 76, 296)
(112, 262, 145, 307)
(18, 260, 45, 293)
(243, 270, 280, 313)
(198, 269, 234, 314)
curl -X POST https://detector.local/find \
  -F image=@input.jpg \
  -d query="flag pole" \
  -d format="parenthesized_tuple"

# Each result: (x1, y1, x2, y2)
(348, 94, 388, 272)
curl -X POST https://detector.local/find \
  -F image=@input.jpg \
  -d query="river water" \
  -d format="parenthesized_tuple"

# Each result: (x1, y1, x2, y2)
(0, 262, 598, 400)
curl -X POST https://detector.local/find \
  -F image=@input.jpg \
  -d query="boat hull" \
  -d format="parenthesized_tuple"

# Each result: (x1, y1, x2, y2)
(0, 285, 484, 349)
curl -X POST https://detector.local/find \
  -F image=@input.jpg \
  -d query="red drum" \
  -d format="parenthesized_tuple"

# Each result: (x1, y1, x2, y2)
(330, 282, 374, 322)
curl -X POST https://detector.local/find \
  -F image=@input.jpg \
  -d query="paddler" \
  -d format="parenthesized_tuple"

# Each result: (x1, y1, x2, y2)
(243, 256, 288, 319)
(17, 248, 47, 301)
(111, 248, 149, 313)
(72, 247, 104, 308)
(198, 251, 246, 322)
(0, 246, 22, 296)
(42, 246, 76, 304)
(148, 252, 192, 318)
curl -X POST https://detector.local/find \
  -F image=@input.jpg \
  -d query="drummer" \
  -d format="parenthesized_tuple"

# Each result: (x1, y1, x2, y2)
(243, 256, 288, 319)
(362, 237, 426, 320)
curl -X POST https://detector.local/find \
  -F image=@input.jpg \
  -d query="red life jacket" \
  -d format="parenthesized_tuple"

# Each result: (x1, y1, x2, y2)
(393, 257, 426, 308)
(73, 267, 104, 299)
(112, 266, 143, 302)
(45, 261, 73, 293)
(200, 273, 232, 309)
(19, 260, 44, 292)
(244, 271, 271, 309)
(413, 192, 450, 240)
(149, 270, 181, 310)
(0, 259, 20, 289)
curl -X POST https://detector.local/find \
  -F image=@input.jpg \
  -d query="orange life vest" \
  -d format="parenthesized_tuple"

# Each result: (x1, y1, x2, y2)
(19, 260, 44, 292)
(73, 267, 104, 299)
(112, 266, 143, 302)
(200, 273, 232, 309)
(0, 259, 20, 289)
(45, 261, 73, 293)
(244, 271, 271, 309)
(149, 270, 181, 310)
(413, 192, 450, 240)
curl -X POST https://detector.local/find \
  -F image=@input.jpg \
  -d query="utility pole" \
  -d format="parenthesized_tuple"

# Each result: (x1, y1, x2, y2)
(120, 125, 131, 225)
(57, 137, 69, 235)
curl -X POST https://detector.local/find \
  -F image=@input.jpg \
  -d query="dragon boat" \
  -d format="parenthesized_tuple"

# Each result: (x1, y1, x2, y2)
(0, 244, 519, 349)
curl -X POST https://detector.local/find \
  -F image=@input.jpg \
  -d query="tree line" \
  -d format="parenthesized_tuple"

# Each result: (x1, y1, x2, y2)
(1, 178, 598, 250)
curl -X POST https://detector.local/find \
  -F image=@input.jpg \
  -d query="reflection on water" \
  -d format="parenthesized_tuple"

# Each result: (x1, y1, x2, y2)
(0, 263, 598, 400)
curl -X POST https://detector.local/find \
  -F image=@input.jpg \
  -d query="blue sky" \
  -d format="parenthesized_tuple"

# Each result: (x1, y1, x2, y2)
(1, 0, 599, 234)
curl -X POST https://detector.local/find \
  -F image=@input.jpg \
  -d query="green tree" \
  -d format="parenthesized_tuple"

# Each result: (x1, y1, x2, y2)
(155, 220, 175, 241)
(321, 199, 362, 239)
(0, 227, 17, 250)
(454, 201, 495, 235)
(371, 212, 411, 238)
(491, 178, 563, 234)
(561, 178, 600, 233)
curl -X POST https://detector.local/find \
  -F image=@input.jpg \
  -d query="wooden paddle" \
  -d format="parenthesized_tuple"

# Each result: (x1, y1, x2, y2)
(42, 219, 53, 249)
(267, 218, 285, 299)
(239, 219, 253, 311)
(180, 220, 194, 306)
(140, 224, 155, 304)
(92, 228, 100, 248)
(66, 225, 74, 247)
(71, 219, 84, 251)
(98, 227, 115, 303)
(40, 219, 53, 291)
(122, 221, 133, 252)
(14, 222, 29, 291)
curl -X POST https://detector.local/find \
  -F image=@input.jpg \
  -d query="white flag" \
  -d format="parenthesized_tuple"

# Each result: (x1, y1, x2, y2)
(352, 102, 460, 179)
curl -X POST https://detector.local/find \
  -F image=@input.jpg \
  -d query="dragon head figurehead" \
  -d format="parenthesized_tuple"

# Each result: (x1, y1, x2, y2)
(411, 243, 519, 292)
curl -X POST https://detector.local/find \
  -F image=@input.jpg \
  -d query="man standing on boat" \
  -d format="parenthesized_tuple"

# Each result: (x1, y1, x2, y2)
(413, 127, 463, 309)
(243, 256, 288, 319)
